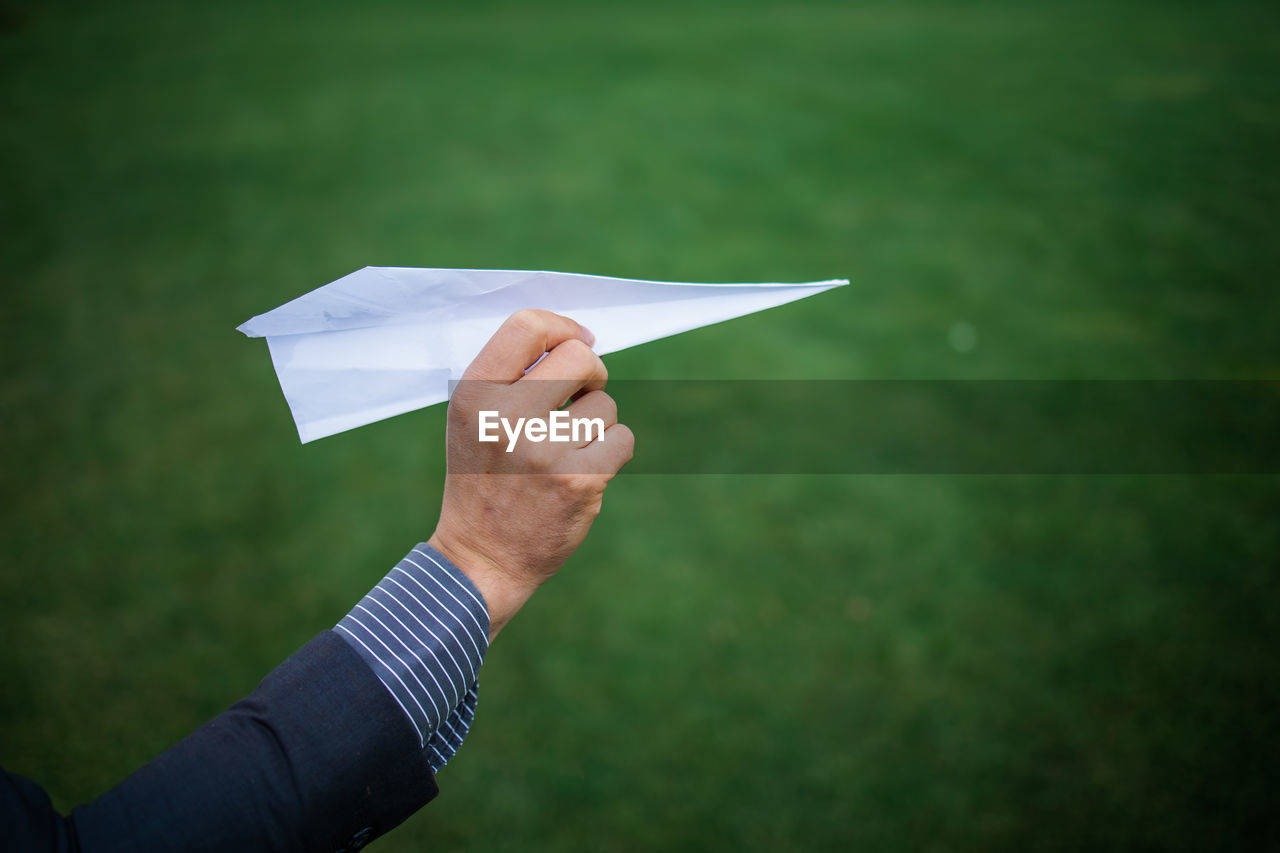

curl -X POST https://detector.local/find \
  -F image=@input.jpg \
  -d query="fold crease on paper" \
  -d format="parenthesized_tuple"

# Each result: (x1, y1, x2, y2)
(238, 267, 848, 442)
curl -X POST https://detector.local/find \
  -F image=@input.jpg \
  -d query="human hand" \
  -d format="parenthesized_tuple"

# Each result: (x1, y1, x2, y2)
(428, 309, 634, 640)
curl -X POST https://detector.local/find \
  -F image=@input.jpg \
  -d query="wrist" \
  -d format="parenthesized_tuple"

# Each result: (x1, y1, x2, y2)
(427, 531, 536, 641)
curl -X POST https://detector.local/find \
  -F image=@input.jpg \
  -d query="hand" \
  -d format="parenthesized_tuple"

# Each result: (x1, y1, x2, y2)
(428, 309, 634, 640)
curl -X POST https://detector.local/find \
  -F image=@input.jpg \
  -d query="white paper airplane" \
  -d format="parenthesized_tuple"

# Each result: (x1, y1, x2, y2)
(238, 267, 848, 442)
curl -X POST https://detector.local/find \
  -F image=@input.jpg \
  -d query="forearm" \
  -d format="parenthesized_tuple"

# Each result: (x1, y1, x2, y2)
(4, 544, 491, 853)
(28, 633, 436, 853)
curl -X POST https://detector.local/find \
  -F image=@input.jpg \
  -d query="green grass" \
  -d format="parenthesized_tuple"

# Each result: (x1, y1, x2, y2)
(2, 0, 1278, 849)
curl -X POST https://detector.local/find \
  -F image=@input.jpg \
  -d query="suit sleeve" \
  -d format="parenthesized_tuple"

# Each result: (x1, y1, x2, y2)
(3, 630, 440, 853)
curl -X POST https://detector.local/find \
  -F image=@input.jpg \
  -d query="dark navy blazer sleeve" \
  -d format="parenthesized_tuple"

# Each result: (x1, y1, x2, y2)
(3, 631, 439, 853)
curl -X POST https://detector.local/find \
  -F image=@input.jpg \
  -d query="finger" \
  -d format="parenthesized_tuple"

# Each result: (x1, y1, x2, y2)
(463, 309, 595, 383)
(562, 390, 618, 449)
(568, 422, 634, 478)
(518, 337, 608, 411)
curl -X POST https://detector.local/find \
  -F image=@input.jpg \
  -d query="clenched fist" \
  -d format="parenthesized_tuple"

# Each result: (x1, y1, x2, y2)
(428, 309, 634, 639)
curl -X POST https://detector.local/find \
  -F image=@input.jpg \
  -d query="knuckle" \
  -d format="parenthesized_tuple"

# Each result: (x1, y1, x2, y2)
(522, 446, 554, 473)
(508, 308, 547, 338)
(596, 391, 618, 423)
(555, 336, 591, 360)
(556, 339, 606, 379)
(566, 473, 604, 499)
(614, 424, 636, 460)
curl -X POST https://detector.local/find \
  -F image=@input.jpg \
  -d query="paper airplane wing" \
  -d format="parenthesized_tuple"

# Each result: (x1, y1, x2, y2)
(238, 267, 847, 442)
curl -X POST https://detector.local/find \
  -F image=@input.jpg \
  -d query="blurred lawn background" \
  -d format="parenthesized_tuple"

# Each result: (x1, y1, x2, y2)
(2, 0, 1278, 849)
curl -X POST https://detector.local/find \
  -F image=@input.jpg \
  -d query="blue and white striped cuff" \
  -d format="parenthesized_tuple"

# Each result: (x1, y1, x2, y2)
(336, 544, 490, 771)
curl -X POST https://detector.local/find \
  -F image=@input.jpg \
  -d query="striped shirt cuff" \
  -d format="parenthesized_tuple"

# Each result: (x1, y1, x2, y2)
(335, 544, 490, 771)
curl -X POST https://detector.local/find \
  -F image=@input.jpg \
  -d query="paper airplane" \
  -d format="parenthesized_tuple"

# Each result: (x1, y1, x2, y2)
(238, 267, 848, 442)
